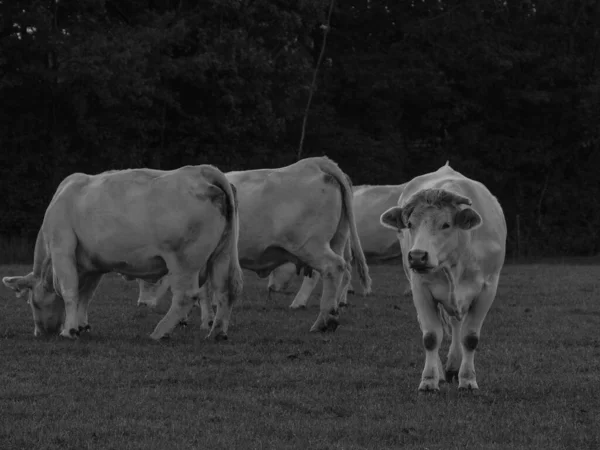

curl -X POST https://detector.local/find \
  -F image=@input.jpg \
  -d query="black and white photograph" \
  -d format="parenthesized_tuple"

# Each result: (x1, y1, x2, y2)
(1, 0, 599, 448)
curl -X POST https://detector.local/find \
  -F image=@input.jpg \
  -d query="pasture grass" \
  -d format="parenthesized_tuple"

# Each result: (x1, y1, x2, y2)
(1, 263, 599, 449)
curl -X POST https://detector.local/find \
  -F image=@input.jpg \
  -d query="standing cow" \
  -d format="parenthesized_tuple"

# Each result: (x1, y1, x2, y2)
(2, 165, 242, 341)
(267, 183, 407, 307)
(134, 156, 372, 333)
(380, 163, 506, 391)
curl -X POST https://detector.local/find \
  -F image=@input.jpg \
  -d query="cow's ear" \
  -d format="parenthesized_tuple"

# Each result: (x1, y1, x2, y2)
(380, 206, 406, 230)
(2, 275, 35, 298)
(455, 208, 482, 230)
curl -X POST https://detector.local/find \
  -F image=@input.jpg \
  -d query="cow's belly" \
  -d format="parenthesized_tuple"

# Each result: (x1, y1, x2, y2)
(76, 244, 168, 280)
(240, 246, 306, 278)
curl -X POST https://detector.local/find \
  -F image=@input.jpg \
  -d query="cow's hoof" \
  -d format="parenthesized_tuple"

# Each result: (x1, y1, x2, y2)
(149, 332, 169, 341)
(445, 369, 459, 383)
(206, 330, 228, 341)
(289, 304, 307, 310)
(347, 289, 355, 295)
(458, 380, 479, 392)
(60, 328, 79, 339)
(418, 388, 440, 395)
(310, 310, 339, 333)
(178, 320, 188, 328)
(325, 317, 339, 332)
(200, 319, 214, 330)
(215, 331, 228, 341)
(418, 379, 440, 393)
(338, 302, 348, 308)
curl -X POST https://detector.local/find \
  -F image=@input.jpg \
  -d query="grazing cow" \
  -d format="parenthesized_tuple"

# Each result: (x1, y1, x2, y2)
(268, 183, 407, 308)
(2, 166, 242, 341)
(135, 156, 372, 332)
(380, 163, 506, 391)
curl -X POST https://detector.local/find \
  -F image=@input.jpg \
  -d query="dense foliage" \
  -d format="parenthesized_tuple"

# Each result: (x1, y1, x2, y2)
(1, 0, 599, 257)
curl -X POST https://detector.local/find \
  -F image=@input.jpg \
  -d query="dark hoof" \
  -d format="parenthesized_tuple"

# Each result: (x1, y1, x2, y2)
(178, 320, 188, 328)
(208, 320, 214, 327)
(445, 369, 458, 383)
(418, 388, 440, 395)
(338, 303, 348, 309)
(347, 289, 355, 295)
(215, 331, 228, 341)
(69, 328, 80, 337)
(324, 317, 339, 332)
(458, 384, 478, 392)
(290, 305, 307, 310)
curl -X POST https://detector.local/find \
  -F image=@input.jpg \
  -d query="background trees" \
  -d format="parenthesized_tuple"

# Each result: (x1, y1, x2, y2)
(1, 0, 599, 257)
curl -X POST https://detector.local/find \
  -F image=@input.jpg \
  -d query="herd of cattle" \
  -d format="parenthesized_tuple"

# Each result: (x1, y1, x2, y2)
(2, 156, 506, 391)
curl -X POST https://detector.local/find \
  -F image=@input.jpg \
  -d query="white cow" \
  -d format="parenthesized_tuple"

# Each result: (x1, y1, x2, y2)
(380, 162, 506, 392)
(134, 156, 372, 333)
(2, 166, 242, 341)
(267, 183, 407, 307)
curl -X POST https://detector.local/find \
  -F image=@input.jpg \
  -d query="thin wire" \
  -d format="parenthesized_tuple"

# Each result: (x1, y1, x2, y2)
(297, 0, 336, 161)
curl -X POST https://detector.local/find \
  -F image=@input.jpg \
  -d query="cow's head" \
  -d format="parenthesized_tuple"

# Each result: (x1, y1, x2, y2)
(2, 259, 65, 336)
(380, 188, 482, 274)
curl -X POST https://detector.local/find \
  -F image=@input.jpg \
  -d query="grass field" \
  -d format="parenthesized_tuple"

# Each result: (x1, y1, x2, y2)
(1, 263, 599, 450)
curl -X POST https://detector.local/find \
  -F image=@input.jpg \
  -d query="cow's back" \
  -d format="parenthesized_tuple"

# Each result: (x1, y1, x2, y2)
(227, 161, 343, 258)
(46, 167, 228, 274)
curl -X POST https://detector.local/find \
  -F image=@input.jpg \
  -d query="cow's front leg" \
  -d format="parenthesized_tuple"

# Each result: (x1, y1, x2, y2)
(445, 316, 463, 382)
(412, 281, 444, 392)
(53, 253, 81, 339)
(76, 274, 102, 333)
(458, 277, 499, 391)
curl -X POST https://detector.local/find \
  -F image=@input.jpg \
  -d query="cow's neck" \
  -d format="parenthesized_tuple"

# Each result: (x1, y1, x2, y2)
(426, 235, 483, 317)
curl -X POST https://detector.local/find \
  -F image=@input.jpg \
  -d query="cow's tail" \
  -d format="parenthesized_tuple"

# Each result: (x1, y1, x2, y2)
(203, 165, 243, 304)
(317, 157, 372, 295)
(437, 304, 451, 337)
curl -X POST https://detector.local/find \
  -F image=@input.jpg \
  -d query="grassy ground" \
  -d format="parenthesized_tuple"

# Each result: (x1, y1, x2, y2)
(1, 263, 599, 450)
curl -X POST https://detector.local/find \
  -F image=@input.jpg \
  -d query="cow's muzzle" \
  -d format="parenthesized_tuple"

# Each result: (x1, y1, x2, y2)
(408, 250, 434, 274)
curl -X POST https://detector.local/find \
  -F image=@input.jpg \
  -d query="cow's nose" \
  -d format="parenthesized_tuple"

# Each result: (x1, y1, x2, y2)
(408, 250, 428, 266)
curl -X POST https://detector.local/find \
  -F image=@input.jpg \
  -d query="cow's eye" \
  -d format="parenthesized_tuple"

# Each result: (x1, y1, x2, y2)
(441, 222, 450, 229)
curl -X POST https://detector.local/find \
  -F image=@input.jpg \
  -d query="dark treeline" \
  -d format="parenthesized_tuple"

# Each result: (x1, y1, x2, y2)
(1, 0, 599, 258)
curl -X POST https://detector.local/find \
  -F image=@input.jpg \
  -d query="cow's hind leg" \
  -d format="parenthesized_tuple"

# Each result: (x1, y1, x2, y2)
(149, 272, 198, 341)
(195, 283, 215, 330)
(289, 274, 320, 309)
(76, 273, 102, 333)
(302, 247, 345, 333)
(458, 276, 499, 391)
(205, 257, 238, 342)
